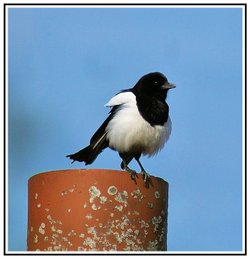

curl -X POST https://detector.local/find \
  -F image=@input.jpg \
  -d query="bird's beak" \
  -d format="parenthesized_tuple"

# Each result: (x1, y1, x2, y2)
(162, 82, 176, 90)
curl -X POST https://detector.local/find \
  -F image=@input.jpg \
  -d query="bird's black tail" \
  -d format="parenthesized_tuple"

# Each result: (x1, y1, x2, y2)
(66, 145, 102, 165)
(67, 124, 110, 165)
(67, 109, 117, 165)
(66, 134, 109, 165)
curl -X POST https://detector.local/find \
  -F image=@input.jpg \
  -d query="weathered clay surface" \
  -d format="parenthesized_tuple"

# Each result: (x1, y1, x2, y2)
(27, 169, 168, 251)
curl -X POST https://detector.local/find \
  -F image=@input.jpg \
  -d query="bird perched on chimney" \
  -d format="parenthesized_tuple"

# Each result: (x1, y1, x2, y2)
(67, 72, 175, 186)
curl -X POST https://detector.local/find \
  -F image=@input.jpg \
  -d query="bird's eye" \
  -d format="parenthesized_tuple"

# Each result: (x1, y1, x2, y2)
(153, 81, 159, 86)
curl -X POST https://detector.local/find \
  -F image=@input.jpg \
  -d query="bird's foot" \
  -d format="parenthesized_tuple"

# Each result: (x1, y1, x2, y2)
(127, 168, 138, 183)
(141, 170, 152, 188)
(122, 163, 138, 183)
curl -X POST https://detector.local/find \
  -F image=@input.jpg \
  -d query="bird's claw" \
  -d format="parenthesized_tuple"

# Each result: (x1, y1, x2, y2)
(121, 161, 152, 187)
(142, 170, 152, 187)
(127, 168, 138, 183)
(123, 165, 138, 183)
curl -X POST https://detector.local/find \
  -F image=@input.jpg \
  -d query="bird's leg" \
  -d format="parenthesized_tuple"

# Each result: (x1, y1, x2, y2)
(120, 160, 138, 183)
(135, 158, 152, 187)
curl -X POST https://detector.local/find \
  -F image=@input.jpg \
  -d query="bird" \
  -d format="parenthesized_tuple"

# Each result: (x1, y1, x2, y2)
(66, 72, 175, 186)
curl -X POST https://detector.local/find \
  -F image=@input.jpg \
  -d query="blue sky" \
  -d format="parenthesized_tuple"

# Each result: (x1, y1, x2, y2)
(7, 6, 243, 252)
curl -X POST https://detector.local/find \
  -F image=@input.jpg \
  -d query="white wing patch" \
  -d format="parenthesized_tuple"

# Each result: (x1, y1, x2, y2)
(105, 91, 136, 107)
(105, 91, 172, 156)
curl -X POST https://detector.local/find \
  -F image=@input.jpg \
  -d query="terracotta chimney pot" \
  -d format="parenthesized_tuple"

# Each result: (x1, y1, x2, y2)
(27, 169, 169, 251)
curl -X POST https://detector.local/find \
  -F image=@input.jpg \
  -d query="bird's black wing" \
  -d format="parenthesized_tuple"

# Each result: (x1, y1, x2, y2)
(89, 105, 120, 145)
(66, 105, 121, 165)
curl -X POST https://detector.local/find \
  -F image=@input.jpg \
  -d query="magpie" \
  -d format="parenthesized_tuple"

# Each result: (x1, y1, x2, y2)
(67, 72, 175, 185)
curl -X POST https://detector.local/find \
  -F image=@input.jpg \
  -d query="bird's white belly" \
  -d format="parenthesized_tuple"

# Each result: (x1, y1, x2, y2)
(106, 103, 172, 155)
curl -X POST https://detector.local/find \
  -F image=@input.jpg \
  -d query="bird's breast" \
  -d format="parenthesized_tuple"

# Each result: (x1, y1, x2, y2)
(106, 102, 172, 155)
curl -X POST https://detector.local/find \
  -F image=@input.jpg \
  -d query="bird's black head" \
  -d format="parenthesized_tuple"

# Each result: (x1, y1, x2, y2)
(133, 72, 175, 101)
(131, 72, 175, 126)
